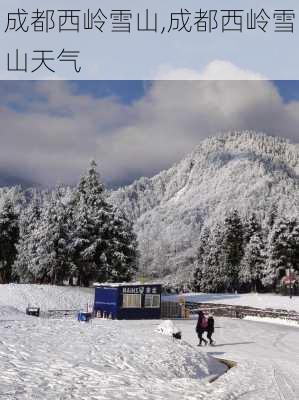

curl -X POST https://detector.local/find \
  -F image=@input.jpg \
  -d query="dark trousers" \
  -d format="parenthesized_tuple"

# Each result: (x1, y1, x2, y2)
(207, 330, 213, 344)
(197, 330, 207, 345)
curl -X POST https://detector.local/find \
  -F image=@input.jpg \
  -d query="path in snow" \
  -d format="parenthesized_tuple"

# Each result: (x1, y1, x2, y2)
(176, 317, 299, 400)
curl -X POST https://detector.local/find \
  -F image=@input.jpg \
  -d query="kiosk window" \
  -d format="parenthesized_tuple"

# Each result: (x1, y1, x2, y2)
(122, 294, 141, 308)
(144, 294, 160, 308)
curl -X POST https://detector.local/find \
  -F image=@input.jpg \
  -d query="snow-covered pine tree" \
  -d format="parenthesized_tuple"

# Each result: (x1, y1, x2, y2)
(102, 207, 138, 282)
(198, 223, 228, 293)
(13, 194, 41, 282)
(265, 203, 278, 231)
(25, 186, 73, 284)
(0, 185, 25, 215)
(290, 221, 299, 274)
(263, 217, 299, 289)
(0, 198, 19, 283)
(220, 210, 244, 292)
(239, 233, 265, 292)
(193, 226, 210, 290)
(70, 161, 114, 286)
(71, 161, 138, 286)
(243, 213, 261, 245)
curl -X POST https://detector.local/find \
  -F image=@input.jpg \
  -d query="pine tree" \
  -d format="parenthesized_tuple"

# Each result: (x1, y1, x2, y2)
(263, 217, 299, 289)
(16, 187, 73, 284)
(265, 203, 278, 232)
(243, 213, 261, 244)
(0, 199, 19, 283)
(70, 162, 113, 286)
(198, 223, 227, 293)
(34, 187, 73, 284)
(102, 207, 138, 282)
(195, 213, 244, 293)
(71, 161, 138, 286)
(239, 233, 265, 292)
(193, 226, 210, 290)
(221, 210, 244, 292)
(290, 221, 299, 274)
(13, 195, 41, 282)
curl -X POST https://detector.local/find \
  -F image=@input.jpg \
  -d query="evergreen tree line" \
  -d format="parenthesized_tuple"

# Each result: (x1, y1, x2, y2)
(193, 209, 299, 293)
(0, 162, 138, 286)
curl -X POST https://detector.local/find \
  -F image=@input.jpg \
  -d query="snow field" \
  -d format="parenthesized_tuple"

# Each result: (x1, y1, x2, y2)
(0, 318, 227, 400)
(0, 284, 93, 315)
(243, 315, 299, 327)
(165, 292, 299, 313)
(0, 284, 228, 399)
(2, 285, 299, 399)
(3, 314, 298, 400)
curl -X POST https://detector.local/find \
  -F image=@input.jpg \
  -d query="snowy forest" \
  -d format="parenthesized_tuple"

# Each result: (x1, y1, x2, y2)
(193, 209, 299, 293)
(0, 131, 298, 292)
(0, 162, 138, 286)
(111, 131, 299, 290)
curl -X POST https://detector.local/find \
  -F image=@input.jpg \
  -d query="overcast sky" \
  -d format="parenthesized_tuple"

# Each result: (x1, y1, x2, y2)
(1, 62, 299, 188)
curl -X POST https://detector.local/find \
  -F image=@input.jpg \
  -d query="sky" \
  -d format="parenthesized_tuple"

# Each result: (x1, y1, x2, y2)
(0, 62, 299, 188)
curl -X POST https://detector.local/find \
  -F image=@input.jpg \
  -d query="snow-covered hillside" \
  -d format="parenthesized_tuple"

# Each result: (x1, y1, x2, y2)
(111, 132, 299, 283)
(0, 284, 93, 315)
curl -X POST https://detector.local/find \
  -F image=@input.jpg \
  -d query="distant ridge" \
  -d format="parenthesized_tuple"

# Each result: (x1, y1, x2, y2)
(110, 131, 299, 284)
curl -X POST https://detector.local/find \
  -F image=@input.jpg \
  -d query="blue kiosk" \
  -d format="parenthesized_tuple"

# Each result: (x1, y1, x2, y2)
(94, 283, 162, 319)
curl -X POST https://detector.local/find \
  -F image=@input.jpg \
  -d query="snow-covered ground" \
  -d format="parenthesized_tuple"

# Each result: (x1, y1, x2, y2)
(0, 285, 226, 399)
(0, 317, 226, 399)
(1, 285, 299, 399)
(244, 315, 299, 327)
(0, 284, 93, 315)
(164, 292, 299, 312)
(176, 316, 299, 400)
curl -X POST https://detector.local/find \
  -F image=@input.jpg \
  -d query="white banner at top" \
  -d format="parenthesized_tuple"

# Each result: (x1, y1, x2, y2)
(0, 0, 298, 80)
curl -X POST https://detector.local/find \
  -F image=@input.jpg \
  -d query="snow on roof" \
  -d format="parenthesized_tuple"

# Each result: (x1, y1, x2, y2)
(93, 282, 162, 287)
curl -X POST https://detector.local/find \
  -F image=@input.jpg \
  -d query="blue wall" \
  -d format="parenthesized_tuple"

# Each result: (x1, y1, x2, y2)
(94, 286, 119, 318)
(94, 284, 162, 319)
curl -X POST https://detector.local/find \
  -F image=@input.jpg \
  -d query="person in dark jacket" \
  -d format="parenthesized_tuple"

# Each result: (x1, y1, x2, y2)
(207, 314, 215, 345)
(196, 311, 207, 346)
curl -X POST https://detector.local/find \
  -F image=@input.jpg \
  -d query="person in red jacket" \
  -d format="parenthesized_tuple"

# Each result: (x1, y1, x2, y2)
(196, 311, 208, 346)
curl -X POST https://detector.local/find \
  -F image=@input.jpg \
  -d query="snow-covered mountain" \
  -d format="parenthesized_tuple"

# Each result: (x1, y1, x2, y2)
(111, 131, 299, 284)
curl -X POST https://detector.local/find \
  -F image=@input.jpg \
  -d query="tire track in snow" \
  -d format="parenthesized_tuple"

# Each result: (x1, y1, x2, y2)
(273, 366, 297, 400)
(272, 332, 288, 349)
